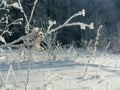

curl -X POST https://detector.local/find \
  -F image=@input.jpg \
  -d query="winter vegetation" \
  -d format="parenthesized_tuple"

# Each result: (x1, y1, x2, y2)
(0, 0, 120, 90)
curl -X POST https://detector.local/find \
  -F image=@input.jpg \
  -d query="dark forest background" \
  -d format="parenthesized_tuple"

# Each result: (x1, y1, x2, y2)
(1, 0, 120, 52)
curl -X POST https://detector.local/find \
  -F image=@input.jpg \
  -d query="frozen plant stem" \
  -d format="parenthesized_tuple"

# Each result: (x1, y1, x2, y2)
(25, 52, 32, 90)
(92, 25, 102, 59)
(87, 25, 103, 62)
(17, 63, 26, 85)
(83, 63, 88, 79)
(25, 68, 30, 90)
(5, 65, 16, 89)
(104, 42, 111, 56)
(83, 25, 102, 78)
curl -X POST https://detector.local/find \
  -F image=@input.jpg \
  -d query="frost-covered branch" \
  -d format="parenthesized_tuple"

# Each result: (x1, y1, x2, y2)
(17, 0, 29, 24)
(1, 18, 23, 36)
(46, 9, 94, 35)
(48, 22, 94, 34)
(64, 9, 85, 24)
(15, 0, 39, 34)
(25, 0, 38, 34)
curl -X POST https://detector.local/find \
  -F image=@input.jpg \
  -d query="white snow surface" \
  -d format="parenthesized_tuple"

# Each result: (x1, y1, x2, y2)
(0, 49, 120, 90)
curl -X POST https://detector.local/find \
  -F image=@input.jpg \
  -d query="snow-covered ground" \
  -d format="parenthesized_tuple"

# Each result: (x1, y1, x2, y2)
(0, 49, 120, 90)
